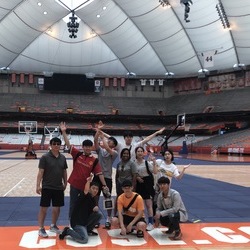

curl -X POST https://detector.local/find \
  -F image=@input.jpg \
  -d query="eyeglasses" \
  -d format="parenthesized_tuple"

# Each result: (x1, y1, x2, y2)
(52, 142, 61, 146)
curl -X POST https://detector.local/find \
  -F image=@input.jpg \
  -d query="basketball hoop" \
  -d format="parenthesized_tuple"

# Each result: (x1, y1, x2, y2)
(25, 128, 31, 139)
(25, 125, 32, 133)
(25, 124, 35, 139)
(18, 121, 37, 134)
(185, 134, 196, 142)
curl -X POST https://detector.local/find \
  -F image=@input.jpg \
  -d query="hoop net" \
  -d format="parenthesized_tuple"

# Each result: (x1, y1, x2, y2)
(184, 124, 191, 132)
(25, 124, 34, 139)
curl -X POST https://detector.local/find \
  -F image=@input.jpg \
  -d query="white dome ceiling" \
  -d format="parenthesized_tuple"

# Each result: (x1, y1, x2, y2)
(0, 0, 250, 78)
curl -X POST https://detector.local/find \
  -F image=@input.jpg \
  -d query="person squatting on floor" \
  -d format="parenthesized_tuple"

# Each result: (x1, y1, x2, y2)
(154, 176, 188, 240)
(152, 149, 190, 215)
(111, 179, 146, 238)
(36, 137, 68, 238)
(59, 173, 102, 244)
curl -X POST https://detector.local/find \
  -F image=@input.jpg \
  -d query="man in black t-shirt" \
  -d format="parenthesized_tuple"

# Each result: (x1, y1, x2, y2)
(59, 174, 102, 244)
(36, 137, 68, 238)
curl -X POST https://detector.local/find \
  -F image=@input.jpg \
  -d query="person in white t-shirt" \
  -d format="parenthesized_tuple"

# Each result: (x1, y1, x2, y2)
(102, 128, 165, 161)
(118, 128, 165, 161)
(154, 149, 190, 184)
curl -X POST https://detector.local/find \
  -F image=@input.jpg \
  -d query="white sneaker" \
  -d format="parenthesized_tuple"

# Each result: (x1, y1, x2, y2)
(49, 225, 61, 234)
(146, 223, 154, 231)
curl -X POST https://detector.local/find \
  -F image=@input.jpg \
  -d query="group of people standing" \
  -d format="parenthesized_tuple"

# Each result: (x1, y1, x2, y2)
(36, 121, 190, 243)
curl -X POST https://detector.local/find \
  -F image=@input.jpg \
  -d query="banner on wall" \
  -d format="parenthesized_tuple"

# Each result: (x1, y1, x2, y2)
(95, 80, 101, 92)
(203, 51, 214, 68)
(37, 78, 44, 90)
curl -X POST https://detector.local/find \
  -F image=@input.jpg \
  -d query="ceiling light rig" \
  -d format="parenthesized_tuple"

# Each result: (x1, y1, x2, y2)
(216, 2, 230, 29)
(180, 0, 193, 23)
(198, 68, 209, 78)
(159, 0, 170, 7)
(67, 11, 79, 38)
(0, 66, 10, 70)
(233, 63, 246, 71)
(165, 72, 175, 78)
(126, 72, 136, 78)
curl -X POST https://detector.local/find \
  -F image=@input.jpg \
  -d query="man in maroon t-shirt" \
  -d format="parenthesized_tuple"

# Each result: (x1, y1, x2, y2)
(60, 122, 108, 218)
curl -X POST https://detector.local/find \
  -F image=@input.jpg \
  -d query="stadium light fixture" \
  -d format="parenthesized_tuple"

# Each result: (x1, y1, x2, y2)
(180, 0, 193, 23)
(165, 72, 175, 78)
(216, 2, 230, 29)
(233, 63, 245, 71)
(67, 11, 79, 38)
(159, 0, 170, 7)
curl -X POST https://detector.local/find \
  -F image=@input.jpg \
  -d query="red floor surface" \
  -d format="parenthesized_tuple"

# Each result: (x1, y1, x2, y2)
(1, 222, 250, 249)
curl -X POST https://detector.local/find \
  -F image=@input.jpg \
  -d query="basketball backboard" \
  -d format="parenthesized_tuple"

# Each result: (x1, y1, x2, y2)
(177, 113, 185, 127)
(18, 121, 37, 134)
(44, 126, 60, 137)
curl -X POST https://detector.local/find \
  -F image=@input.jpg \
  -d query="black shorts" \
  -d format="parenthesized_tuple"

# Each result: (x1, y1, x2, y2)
(136, 176, 155, 199)
(40, 188, 64, 207)
(123, 214, 146, 226)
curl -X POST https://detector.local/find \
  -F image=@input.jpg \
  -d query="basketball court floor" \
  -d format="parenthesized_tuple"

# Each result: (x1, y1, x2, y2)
(0, 150, 250, 249)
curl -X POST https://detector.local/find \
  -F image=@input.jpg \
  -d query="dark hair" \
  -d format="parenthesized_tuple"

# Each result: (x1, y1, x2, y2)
(157, 176, 170, 185)
(122, 179, 132, 187)
(108, 136, 118, 147)
(135, 146, 144, 159)
(123, 131, 133, 138)
(82, 139, 93, 147)
(90, 181, 100, 188)
(135, 146, 144, 153)
(120, 148, 131, 159)
(50, 137, 62, 145)
(162, 149, 174, 161)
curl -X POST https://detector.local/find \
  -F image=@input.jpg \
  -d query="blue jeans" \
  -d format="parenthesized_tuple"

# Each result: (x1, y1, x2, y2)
(69, 185, 82, 219)
(68, 225, 88, 244)
(85, 211, 102, 232)
(68, 211, 102, 244)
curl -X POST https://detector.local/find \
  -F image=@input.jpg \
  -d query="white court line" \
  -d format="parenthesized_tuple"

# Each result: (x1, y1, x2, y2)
(3, 178, 25, 197)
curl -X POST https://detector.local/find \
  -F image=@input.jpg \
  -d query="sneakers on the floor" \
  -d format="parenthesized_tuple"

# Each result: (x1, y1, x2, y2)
(105, 221, 111, 229)
(59, 227, 69, 240)
(146, 223, 154, 231)
(38, 228, 48, 238)
(136, 230, 144, 238)
(94, 223, 100, 228)
(49, 225, 61, 234)
(88, 230, 98, 236)
(173, 230, 182, 240)
(163, 227, 174, 235)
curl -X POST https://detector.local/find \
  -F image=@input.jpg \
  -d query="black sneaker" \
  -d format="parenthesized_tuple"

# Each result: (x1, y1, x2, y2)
(163, 228, 174, 235)
(136, 230, 144, 238)
(59, 227, 69, 240)
(105, 221, 111, 229)
(88, 230, 98, 236)
(94, 223, 100, 228)
(173, 230, 182, 240)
